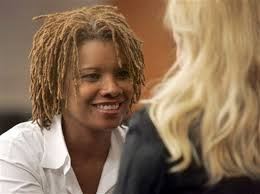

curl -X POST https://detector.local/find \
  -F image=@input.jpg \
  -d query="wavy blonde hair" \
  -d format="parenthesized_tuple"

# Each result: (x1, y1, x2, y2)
(149, 0, 260, 184)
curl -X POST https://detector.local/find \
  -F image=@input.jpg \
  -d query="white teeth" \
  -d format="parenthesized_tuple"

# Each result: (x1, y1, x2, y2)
(96, 104, 119, 110)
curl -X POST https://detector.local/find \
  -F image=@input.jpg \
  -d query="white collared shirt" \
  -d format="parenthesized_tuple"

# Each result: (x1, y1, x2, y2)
(0, 115, 127, 194)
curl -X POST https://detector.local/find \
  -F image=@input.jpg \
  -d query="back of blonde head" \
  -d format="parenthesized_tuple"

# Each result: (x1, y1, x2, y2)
(149, 0, 260, 184)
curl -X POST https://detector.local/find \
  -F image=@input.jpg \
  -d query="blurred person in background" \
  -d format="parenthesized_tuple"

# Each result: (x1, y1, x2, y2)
(0, 5, 144, 194)
(114, 0, 260, 194)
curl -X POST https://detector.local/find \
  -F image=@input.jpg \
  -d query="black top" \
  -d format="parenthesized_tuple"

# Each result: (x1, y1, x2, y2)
(114, 108, 260, 194)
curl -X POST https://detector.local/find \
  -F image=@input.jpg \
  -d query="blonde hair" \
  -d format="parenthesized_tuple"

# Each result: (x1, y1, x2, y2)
(30, 5, 145, 128)
(149, 0, 260, 184)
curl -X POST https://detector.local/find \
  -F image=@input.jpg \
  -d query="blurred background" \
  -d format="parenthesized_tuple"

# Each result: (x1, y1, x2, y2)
(0, 0, 175, 133)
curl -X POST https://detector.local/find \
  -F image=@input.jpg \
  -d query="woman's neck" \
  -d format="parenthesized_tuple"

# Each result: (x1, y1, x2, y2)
(61, 115, 112, 160)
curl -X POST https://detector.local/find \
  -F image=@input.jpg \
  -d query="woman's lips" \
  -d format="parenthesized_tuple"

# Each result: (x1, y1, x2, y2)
(94, 102, 122, 114)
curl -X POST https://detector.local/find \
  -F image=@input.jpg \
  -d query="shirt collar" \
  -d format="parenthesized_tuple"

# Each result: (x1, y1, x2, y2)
(96, 126, 127, 193)
(40, 115, 70, 172)
(40, 116, 127, 192)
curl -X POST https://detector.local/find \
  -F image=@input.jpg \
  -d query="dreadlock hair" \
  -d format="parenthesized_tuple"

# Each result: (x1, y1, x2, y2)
(29, 5, 145, 129)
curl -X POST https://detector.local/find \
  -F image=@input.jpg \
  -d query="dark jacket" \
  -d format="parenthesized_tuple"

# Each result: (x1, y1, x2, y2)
(114, 108, 260, 194)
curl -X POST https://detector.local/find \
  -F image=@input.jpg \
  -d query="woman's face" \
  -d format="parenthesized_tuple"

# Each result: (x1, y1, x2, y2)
(63, 40, 134, 131)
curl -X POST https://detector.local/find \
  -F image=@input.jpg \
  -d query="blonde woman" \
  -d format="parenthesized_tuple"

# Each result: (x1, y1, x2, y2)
(114, 0, 260, 194)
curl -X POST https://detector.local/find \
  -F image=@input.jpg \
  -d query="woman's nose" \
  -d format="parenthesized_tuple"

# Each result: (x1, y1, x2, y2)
(99, 76, 123, 97)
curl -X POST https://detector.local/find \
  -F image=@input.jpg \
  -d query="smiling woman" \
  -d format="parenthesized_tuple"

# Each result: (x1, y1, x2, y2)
(64, 40, 134, 132)
(0, 5, 144, 194)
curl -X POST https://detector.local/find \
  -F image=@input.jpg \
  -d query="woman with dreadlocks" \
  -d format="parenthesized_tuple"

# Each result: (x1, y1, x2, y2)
(0, 5, 144, 194)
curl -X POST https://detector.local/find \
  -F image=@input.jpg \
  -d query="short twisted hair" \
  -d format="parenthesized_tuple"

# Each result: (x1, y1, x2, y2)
(30, 5, 145, 128)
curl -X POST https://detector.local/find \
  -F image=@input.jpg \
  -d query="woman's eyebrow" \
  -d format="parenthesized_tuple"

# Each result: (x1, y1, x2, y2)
(79, 67, 100, 72)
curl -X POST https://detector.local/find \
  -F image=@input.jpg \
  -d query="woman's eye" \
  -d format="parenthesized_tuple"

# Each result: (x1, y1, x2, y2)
(116, 70, 130, 80)
(81, 73, 100, 82)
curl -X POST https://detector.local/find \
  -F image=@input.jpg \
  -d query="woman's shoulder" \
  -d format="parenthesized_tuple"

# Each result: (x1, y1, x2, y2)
(0, 120, 42, 143)
(204, 177, 260, 194)
(128, 106, 150, 125)
(0, 120, 44, 164)
(128, 106, 160, 141)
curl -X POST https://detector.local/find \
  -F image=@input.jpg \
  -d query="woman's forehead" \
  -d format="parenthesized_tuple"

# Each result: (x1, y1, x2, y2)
(78, 40, 129, 67)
